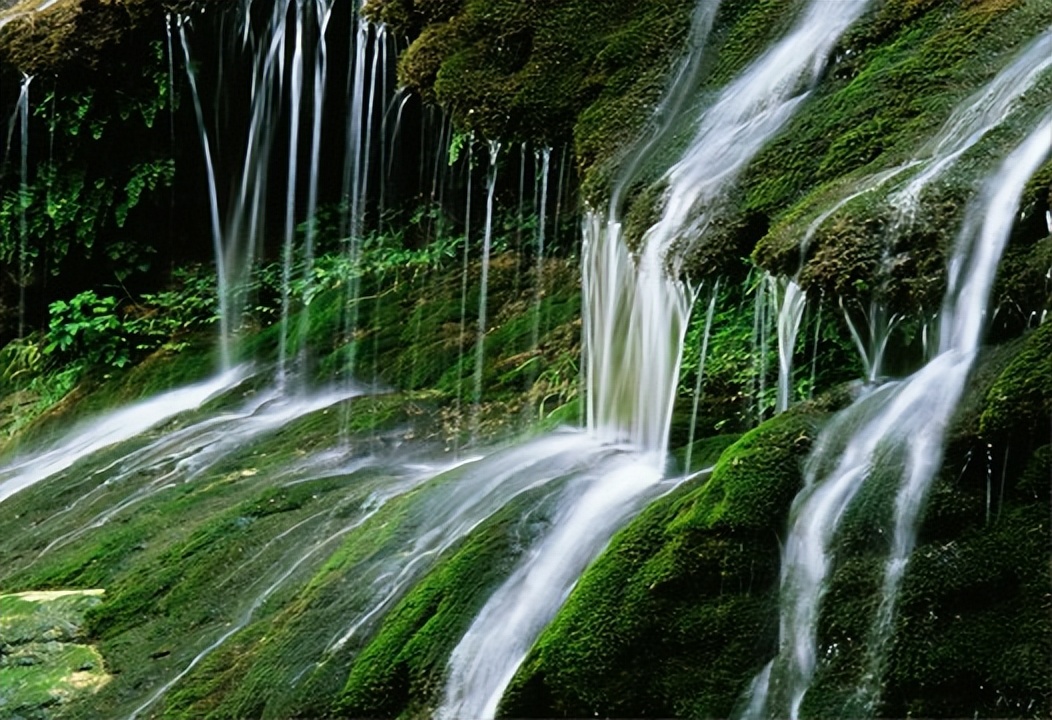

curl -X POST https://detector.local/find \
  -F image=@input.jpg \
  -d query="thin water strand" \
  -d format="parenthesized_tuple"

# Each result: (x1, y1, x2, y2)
(15, 74, 31, 339)
(473, 141, 501, 427)
(770, 275, 806, 413)
(684, 281, 718, 473)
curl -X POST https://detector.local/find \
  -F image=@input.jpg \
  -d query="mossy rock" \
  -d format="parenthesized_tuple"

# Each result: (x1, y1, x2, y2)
(980, 321, 1052, 444)
(370, 0, 698, 189)
(0, 0, 232, 76)
(0, 590, 110, 719)
(500, 409, 822, 718)
(740, 0, 1052, 312)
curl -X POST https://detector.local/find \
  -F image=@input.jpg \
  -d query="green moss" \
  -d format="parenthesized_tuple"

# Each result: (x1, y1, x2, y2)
(740, 1, 1052, 311)
(980, 321, 1052, 442)
(879, 499, 1051, 718)
(374, 0, 697, 188)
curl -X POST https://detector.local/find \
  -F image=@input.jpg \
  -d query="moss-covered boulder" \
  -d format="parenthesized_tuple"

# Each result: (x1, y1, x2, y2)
(798, 335, 1052, 719)
(500, 410, 821, 718)
(0, 0, 231, 76)
(366, 0, 698, 187)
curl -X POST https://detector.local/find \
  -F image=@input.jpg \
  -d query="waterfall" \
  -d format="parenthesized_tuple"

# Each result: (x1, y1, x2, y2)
(435, 0, 876, 715)
(296, 0, 336, 374)
(276, 0, 308, 389)
(339, 20, 387, 381)
(585, 0, 872, 459)
(841, 299, 901, 384)
(179, 20, 232, 369)
(743, 118, 1051, 720)
(180, 0, 370, 377)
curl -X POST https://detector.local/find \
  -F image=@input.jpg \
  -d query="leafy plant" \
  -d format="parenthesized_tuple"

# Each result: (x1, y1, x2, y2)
(43, 291, 129, 369)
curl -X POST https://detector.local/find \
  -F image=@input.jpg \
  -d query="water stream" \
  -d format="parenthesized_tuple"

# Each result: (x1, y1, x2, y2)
(0, 367, 246, 506)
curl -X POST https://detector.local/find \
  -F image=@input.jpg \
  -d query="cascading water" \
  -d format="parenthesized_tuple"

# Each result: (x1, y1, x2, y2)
(180, 0, 372, 374)
(339, 19, 389, 382)
(743, 117, 1052, 720)
(888, 27, 1052, 223)
(0, 367, 246, 506)
(797, 28, 1052, 383)
(841, 299, 901, 384)
(437, 0, 877, 714)
(436, 456, 669, 720)
(4, 0, 1046, 717)
(178, 18, 233, 369)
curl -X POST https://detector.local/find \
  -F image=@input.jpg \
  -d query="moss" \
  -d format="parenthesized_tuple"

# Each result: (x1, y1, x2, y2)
(800, 334, 1052, 719)
(0, 0, 232, 76)
(373, 0, 697, 190)
(672, 432, 742, 475)
(980, 321, 1052, 443)
(501, 408, 822, 718)
(878, 499, 1051, 718)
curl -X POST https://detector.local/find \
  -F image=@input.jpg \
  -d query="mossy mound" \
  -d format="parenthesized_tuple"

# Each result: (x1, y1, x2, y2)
(367, 0, 698, 188)
(980, 321, 1052, 445)
(797, 338, 1052, 719)
(500, 410, 821, 718)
